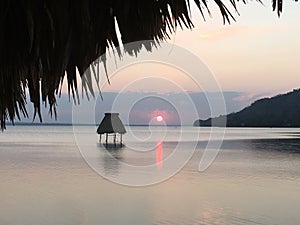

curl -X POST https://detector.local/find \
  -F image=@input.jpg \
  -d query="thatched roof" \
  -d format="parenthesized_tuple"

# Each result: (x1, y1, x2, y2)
(97, 113, 126, 134)
(0, 0, 291, 130)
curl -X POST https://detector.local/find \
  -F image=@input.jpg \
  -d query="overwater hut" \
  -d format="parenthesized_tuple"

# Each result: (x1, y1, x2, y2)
(97, 113, 126, 144)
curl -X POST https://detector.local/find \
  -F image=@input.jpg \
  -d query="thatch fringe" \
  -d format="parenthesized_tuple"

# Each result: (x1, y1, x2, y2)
(97, 113, 126, 135)
(0, 0, 289, 129)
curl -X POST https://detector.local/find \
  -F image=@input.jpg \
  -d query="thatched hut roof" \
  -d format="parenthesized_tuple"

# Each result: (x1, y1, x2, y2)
(0, 0, 291, 129)
(97, 113, 126, 135)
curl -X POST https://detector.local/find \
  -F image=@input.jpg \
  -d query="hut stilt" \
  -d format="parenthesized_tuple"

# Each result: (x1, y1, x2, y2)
(113, 134, 116, 144)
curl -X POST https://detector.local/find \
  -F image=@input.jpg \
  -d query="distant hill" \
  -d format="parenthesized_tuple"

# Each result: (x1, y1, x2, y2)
(194, 89, 300, 127)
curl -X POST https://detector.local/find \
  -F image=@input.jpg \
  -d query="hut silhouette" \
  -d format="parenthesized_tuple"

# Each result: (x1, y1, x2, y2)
(97, 113, 126, 144)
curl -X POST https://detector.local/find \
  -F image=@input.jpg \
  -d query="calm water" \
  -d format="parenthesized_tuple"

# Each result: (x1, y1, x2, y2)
(0, 126, 300, 225)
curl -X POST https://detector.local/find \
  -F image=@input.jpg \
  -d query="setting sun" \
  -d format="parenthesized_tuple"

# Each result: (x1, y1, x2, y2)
(156, 115, 163, 122)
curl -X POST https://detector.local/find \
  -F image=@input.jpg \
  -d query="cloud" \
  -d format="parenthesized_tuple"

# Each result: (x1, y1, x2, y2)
(198, 24, 290, 41)
(15, 91, 259, 125)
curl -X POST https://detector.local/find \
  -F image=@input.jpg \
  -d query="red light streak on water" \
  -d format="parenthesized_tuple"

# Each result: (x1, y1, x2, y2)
(156, 141, 163, 169)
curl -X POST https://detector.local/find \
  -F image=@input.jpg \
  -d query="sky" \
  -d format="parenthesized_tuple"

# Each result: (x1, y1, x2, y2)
(20, 1, 300, 125)
(68, 0, 300, 96)
(170, 0, 300, 94)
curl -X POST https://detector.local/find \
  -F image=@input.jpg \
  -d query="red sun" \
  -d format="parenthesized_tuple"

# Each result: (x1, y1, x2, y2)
(156, 115, 163, 122)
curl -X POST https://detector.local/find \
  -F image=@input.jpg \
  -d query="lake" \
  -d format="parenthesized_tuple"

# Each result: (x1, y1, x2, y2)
(0, 126, 300, 225)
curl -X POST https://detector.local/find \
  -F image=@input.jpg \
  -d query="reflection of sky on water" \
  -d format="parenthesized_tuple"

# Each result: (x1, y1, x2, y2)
(1, 126, 300, 225)
(99, 140, 164, 177)
(219, 138, 300, 153)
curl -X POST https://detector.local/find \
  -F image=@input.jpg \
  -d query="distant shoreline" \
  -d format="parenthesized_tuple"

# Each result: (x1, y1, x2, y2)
(6, 123, 184, 127)
(194, 89, 300, 128)
(6, 123, 300, 129)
